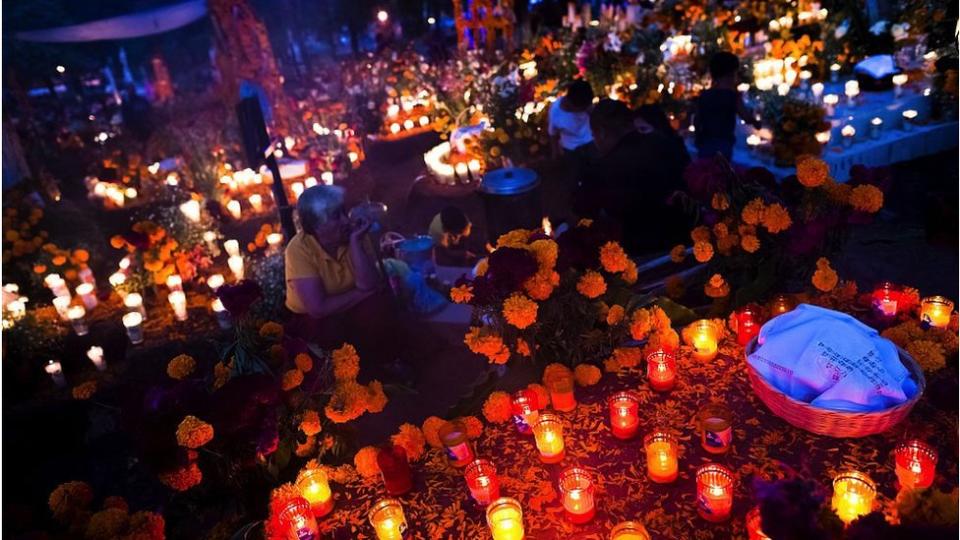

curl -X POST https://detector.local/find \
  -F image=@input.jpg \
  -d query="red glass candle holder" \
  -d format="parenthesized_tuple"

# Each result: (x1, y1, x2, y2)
(532, 413, 566, 463)
(643, 431, 679, 483)
(894, 439, 938, 490)
(735, 305, 762, 346)
(295, 468, 334, 518)
(377, 444, 413, 496)
(558, 467, 596, 524)
(279, 497, 319, 540)
(646, 350, 677, 391)
(768, 294, 795, 316)
(608, 391, 640, 440)
(465, 459, 500, 505)
(511, 389, 539, 435)
(696, 464, 735, 522)
(872, 282, 901, 318)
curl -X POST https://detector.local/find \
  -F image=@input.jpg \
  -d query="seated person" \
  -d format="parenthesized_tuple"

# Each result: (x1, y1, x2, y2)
(428, 206, 477, 266)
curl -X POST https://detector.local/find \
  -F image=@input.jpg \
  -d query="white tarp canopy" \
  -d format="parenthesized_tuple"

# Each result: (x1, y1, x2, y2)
(15, 0, 207, 43)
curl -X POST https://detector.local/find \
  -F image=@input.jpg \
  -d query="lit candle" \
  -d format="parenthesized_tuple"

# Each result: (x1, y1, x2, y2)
(844, 80, 859, 106)
(737, 82, 750, 93)
(5, 298, 26, 322)
(746, 134, 762, 153)
(643, 431, 679, 483)
(747, 506, 772, 539)
(696, 464, 735, 522)
(226, 200, 242, 220)
(369, 498, 407, 540)
(291, 182, 305, 199)
(559, 467, 596, 524)
(698, 403, 733, 454)
(511, 389, 539, 435)
(377, 445, 413, 496)
(831, 471, 876, 525)
(248, 194, 264, 212)
(45, 360, 67, 387)
(869, 117, 883, 139)
(78, 266, 96, 286)
(608, 391, 640, 439)
(454, 162, 469, 179)
(403, 119, 415, 131)
(124, 312, 144, 345)
(224, 239, 240, 258)
(321, 171, 335, 185)
(296, 467, 334, 517)
(811, 82, 824, 100)
(166, 274, 183, 293)
(688, 320, 719, 361)
(228, 255, 245, 281)
(841, 125, 856, 147)
(776, 83, 790, 96)
(872, 282, 899, 318)
(816, 130, 831, 146)
(902, 109, 918, 131)
(45, 274, 70, 298)
(646, 350, 677, 391)
(75, 283, 98, 310)
(465, 459, 500, 506)
(87, 346, 106, 371)
(546, 372, 576, 412)
(348, 151, 359, 163)
(419, 115, 430, 127)
(610, 521, 651, 539)
(735, 305, 762, 346)
(267, 233, 284, 254)
(279, 498, 319, 540)
(124, 293, 147, 319)
(892, 73, 908, 98)
(390, 123, 401, 135)
(920, 296, 953, 328)
(486, 497, 524, 540)
(304, 177, 318, 189)
(207, 274, 225, 292)
(468, 159, 482, 174)
(68, 305, 88, 336)
(212, 298, 232, 330)
(769, 294, 795, 315)
(532, 413, 565, 463)
(893, 440, 938, 491)
(168, 291, 188, 321)
(179, 199, 201, 223)
(108, 272, 127, 298)
(830, 63, 841, 82)
(53, 295, 72, 321)
(439, 420, 475, 467)
(823, 94, 839, 116)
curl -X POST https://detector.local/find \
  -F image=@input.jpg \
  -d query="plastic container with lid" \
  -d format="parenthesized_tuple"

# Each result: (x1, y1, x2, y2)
(478, 167, 542, 242)
(439, 420, 474, 467)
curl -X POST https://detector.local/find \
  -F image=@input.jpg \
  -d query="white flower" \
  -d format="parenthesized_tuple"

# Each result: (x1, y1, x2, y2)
(834, 20, 849, 39)
(869, 20, 889, 36)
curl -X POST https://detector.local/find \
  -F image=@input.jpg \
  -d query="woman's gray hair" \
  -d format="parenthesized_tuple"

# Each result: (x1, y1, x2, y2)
(297, 185, 345, 232)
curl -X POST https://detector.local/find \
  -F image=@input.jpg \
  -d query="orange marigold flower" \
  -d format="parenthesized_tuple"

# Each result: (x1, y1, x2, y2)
(528, 239, 559, 270)
(542, 363, 573, 386)
(906, 340, 946, 372)
(604, 357, 621, 372)
(741, 235, 761, 253)
(741, 198, 766, 225)
(705, 273, 731, 298)
(300, 410, 322, 436)
(599, 241, 629, 273)
(761, 203, 792, 234)
(33, 264, 47, 274)
(576, 271, 607, 299)
(611, 347, 643, 368)
(366, 380, 388, 413)
(391, 423, 426, 461)
(52, 255, 67, 266)
(606, 304, 625, 325)
(259, 321, 284, 340)
(450, 284, 474, 303)
(158, 462, 202, 492)
(812, 257, 839, 292)
(295, 435, 316, 457)
(72, 249, 90, 263)
(421, 416, 448, 448)
(848, 184, 884, 213)
(524, 270, 559, 300)
(496, 229, 532, 249)
(475, 257, 489, 276)
(693, 241, 714, 263)
(212, 361, 231, 390)
(573, 364, 602, 386)
(294, 353, 313, 373)
(176, 415, 214, 448)
(711, 192, 731, 210)
(72, 381, 98, 400)
(49, 481, 94, 522)
(502, 293, 538, 329)
(482, 391, 513, 423)
(796, 155, 829, 187)
(464, 327, 511, 364)
(166, 354, 196, 380)
(670, 244, 687, 263)
(712, 222, 729, 239)
(621, 259, 638, 284)
(630, 308, 653, 340)
(325, 380, 370, 423)
(354, 446, 381, 478)
(86, 508, 129, 540)
(332, 343, 361, 381)
(690, 226, 711, 243)
(665, 275, 685, 298)
(526, 383, 550, 409)
(516, 338, 532, 357)
(281, 369, 304, 391)
(126, 511, 165, 539)
(458, 416, 484, 439)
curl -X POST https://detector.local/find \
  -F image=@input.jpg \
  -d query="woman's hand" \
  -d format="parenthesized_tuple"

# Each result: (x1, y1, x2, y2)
(349, 216, 372, 242)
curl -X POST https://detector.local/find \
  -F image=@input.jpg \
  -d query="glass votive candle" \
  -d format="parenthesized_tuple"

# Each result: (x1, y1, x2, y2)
(511, 389, 539, 435)
(369, 498, 407, 540)
(53, 295, 72, 321)
(223, 239, 240, 258)
(811, 82, 824, 100)
(46, 274, 70, 297)
(559, 467, 596, 524)
(769, 294, 795, 315)
(844, 80, 860, 106)
(211, 298, 232, 330)
(831, 471, 876, 525)
(646, 350, 677, 391)
(869, 117, 883, 139)
(123, 312, 144, 344)
(643, 431, 679, 483)
(486, 497, 524, 540)
(920, 296, 953, 328)
(377, 445, 413, 496)
(816, 130, 831, 146)
(76, 283, 98, 310)
(108, 272, 127, 297)
(698, 403, 733, 454)
(610, 520, 651, 539)
(439, 420, 474, 467)
(124, 293, 147, 319)
(823, 94, 839, 116)
(226, 199, 242, 220)
(547, 372, 577, 412)
(902, 109, 918, 131)
(532, 413, 566, 463)
(248, 194, 264, 212)
(166, 274, 183, 292)
(830, 63, 841, 82)
(608, 391, 640, 440)
(735, 305, 762, 346)
(872, 282, 900, 318)
(688, 320, 719, 361)
(746, 506, 771, 539)
(87, 346, 106, 371)
(168, 291, 188, 321)
(296, 467, 334, 517)
(207, 273, 225, 292)
(841, 125, 856, 148)
(45, 360, 66, 387)
(68, 305, 88, 336)
(892, 73, 908, 97)
(228, 255, 245, 281)
(465, 459, 500, 505)
(696, 464, 736, 522)
(893, 440, 938, 490)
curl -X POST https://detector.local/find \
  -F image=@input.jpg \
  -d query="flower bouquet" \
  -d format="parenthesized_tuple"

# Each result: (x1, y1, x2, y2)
(759, 93, 830, 166)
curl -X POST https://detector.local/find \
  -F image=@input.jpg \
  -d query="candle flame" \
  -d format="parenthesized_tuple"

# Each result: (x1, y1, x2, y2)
(542, 216, 552, 236)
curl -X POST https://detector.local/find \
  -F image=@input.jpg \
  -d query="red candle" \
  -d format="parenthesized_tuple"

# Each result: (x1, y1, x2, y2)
(511, 389, 539, 435)
(735, 305, 762, 346)
(608, 392, 640, 440)
(377, 445, 413, 496)
(646, 350, 677, 391)
(278, 497, 319, 540)
(559, 467, 596, 524)
(696, 464, 735, 522)
(465, 459, 500, 505)
(872, 282, 900, 318)
(894, 440, 938, 490)
(746, 506, 771, 540)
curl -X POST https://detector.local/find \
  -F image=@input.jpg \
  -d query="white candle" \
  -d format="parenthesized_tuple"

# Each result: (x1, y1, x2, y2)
(6, 299, 26, 321)
(45, 360, 66, 387)
(419, 115, 430, 127)
(108, 272, 127, 298)
(737, 83, 750, 93)
(78, 267, 96, 286)
(455, 162, 469, 178)
(746, 134, 762, 152)
(823, 94, 839, 116)
(224, 239, 240, 258)
(87, 346, 106, 371)
(168, 291, 188, 321)
(266, 233, 283, 252)
(892, 74, 908, 98)
(212, 298, 232, 330)
(45, 274, 70, 298)
(228, 255, 245, 281)
(118, 256, 132, 272)
(76, 283, 98, 310)
(870, 117, 883, 139)
(179, 199, 202, 223)
(123, 312, 144, 344)
(468, 159, 482, 174)
(841, 125, 856, 147)
(304, 176, 318, 189)
(207, 274, 225, 291)
(226, 200, 242, 220)
(166, 274, 183, 292)
(811, 82, 824, 100)
(68, 305, 88, 336)
(291, 182, 304, 199)
(249, 194, 264, 212)
(776, 83, 791, 96)
(387, 104, 400, 118)
(53, 295, 72, 321)
(816, 131, 832, 145)
(830, 63, 841, 82)
(348, 151, 359, 163)
(902, 109, 918, 131)
(390, 123, 401, 135)
(844, 80, 860, 106)
(320, 171, 334, 185)
(124, 292, 147, 319)
(403, 119, 415, 131)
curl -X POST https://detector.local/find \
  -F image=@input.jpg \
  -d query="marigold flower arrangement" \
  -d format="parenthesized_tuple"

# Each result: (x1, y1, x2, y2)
(166, 354, 196, 380)
(176, 415, 214, 449)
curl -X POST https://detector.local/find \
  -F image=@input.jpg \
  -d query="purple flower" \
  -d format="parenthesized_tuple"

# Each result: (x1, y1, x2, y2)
(217, 280, 262, 318)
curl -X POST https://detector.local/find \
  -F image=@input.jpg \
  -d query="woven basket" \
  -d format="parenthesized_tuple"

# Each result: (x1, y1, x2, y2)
(744, 338, 925, 438)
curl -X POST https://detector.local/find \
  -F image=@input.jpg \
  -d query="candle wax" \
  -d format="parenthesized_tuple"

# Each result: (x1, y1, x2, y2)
(488, 506, 524, 540)
(374, 517, 405, 540)
(698, 485, 733, 522)
(563, 489, 595, 524)
(302, 480, 333, 517)
(550, 388, 576, 412)
(648, 362, 676, 391)
(611, 407, 639, 439)
(646, 441, 679, 483)
(536, 429, 565, 463)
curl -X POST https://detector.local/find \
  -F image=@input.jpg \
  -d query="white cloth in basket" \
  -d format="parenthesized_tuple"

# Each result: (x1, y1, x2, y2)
(747, 304, 918, 412)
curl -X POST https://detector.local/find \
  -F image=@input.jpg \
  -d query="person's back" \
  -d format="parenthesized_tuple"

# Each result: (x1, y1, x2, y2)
(694, 51, 759, 160)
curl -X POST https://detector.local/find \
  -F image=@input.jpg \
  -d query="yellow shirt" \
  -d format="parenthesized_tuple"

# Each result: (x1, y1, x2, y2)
(284, 231, 358, 314)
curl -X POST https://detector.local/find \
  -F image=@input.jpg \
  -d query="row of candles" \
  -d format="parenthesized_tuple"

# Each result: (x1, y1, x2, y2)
(85, 177, 139, 209)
